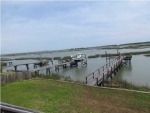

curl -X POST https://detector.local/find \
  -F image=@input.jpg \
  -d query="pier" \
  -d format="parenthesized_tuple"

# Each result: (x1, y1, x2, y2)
(2, 59, 53, 72)
(14, 59, 53, 72)
(3, 53, 87, 74)
(30, 61, 72, 75)
(31, 57, 87, 75)
(85, 54, 132, 86)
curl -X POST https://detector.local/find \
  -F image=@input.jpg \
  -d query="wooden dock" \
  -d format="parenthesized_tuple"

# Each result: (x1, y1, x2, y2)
(30, 61, 72, 75)
(2, 55, 88, 74)
(85, 54, 132, 86)
(28, 56, 88, 74)
(2, 59, 52, 72)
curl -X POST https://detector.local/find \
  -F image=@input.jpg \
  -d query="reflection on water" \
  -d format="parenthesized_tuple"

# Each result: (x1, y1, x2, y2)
(117, 55, 150, 87)
(123, 65, 132, 71)
(2, 49, 150, 87)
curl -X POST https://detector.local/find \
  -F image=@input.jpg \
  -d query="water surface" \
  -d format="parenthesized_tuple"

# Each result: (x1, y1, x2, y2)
(2, 48, 150, 87)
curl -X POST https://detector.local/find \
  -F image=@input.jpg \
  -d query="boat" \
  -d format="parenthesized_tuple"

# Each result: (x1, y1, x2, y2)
(71, 53, 87, 64)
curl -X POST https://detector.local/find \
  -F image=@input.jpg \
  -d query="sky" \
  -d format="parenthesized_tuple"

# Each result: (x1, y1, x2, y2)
(1, 1, 150, 54)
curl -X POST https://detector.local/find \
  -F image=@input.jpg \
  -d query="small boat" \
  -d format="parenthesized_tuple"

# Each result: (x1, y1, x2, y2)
(71, 53, 87, 64)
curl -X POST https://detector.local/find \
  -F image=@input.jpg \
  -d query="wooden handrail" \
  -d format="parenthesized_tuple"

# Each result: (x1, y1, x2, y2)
(85, 54, 125, 84)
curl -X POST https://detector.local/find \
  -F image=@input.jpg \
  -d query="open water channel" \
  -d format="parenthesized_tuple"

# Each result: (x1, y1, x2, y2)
(2, 48, 150, 87)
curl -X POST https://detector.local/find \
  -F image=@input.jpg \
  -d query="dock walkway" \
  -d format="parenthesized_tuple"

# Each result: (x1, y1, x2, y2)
(30, 61, 72, 75)
(2, 59, 52, 72)
(85, 54, 132, 86)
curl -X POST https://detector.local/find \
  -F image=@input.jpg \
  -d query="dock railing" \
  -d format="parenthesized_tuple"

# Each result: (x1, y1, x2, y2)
(85, 55, 124, 85)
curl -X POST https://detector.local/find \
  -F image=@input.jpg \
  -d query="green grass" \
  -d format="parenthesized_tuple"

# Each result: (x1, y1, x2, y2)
(1, 79, 150, 113)
(88, 54, 100, 58)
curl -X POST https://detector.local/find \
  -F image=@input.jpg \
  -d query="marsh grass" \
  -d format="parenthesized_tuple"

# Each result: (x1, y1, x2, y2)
(101, 45, 150, 49)
(101, 50, 150, 57)
(105, 74, 150, 92)
(0, 71, 14, 75)
(13, 57, 52, 60)
(122, 45, 150, 49)
(144, 54, 150, 57)
(53, 57, 61, 60)
(32, 73, 61, 80)
(61, 56, 71, 60)
(88, 54, 100, 58)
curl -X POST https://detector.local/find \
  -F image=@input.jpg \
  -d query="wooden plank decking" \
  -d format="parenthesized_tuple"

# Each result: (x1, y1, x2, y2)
(85, 54, 132, 86)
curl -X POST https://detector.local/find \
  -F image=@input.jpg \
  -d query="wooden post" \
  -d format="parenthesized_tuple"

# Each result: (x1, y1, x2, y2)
(116, 62, 118, 71)
(111, 66, 112, 74)
(105, 51, 107, 68)
(96, 78, 98, 86)
(46, 68, 48, 75)
(93, 73, 94, 79)
(14, 66, 17, 72)
(55, 66, 59, 72)
(46, 68, 50, 75)
(98, 69, 100, 75)
(26, 64, 29, 70)
(49, 68, 51, 74)
(109, 53, 110, 66)
(114, 65, 116, 75)
(34, 64, 36, 69)
(107, 69, 108, 76)
(129, 60, 131, 65)
(85, 77, 87, 84)
(103, 73, 104, 86)
(117, 49, 119, 56)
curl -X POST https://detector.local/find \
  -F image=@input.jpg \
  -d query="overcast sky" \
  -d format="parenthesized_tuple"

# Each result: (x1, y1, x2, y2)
(1, 1, 150, 54)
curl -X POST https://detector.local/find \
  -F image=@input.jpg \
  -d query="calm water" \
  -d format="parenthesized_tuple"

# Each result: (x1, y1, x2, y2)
(2, 48, 150, 87)
(117, 55, 150, 87)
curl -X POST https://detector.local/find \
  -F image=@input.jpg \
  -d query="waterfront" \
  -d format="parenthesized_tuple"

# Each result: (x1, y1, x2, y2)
(1, 48, 150, 87)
